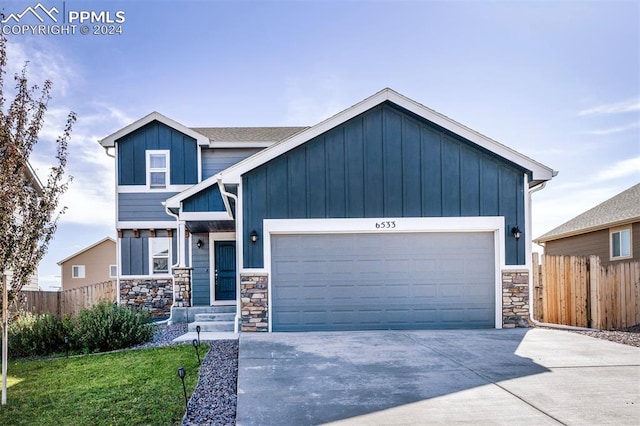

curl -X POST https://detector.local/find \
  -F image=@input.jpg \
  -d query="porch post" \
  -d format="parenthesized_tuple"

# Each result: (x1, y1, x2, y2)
(178, 221, 186, 267)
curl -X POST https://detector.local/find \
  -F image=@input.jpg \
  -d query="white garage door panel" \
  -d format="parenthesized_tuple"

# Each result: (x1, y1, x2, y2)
(271, 232, 496, 331)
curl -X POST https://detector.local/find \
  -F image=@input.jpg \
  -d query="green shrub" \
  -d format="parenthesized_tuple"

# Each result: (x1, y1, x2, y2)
(72, 302, 154, 353)
(8, 312, 69, 358)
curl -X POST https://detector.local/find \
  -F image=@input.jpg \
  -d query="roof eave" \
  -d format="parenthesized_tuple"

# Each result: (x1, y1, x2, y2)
(534, 217, 640, 244)
(98, 112, 209, 148)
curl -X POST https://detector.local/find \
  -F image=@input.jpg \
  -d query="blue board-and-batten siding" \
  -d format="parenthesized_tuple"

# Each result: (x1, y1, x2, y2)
(118, 192, 179, 221)
(191, 234, 210, 306)
(119, 230, 178, 276)
(117, 121, 198, 186)
(201, 148, 262, 180)
(243, 103, 526, 268)
(183, 185, 226, 213)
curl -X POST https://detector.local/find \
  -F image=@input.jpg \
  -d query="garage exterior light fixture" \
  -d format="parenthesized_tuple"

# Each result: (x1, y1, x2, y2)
(511, 226, 521, 240)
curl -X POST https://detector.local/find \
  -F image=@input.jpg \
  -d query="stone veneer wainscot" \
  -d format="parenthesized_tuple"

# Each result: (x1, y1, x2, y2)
(120, 278, 173, 318)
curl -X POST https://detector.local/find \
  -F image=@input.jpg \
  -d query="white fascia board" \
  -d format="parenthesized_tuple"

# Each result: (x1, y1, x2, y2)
(209, 141, 275, 148)
(116, 221, 177, 229)
(99, 111, 209, 148)
(220, 88, 556, 184)
(179, 212, 233, 221)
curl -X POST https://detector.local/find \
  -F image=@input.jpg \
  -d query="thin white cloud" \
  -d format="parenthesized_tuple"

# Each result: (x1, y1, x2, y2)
(578, 100, 640, 116)
(586, 122, 640, 135)
(594, 156, 640, 182)
(283, 74, 350, 125)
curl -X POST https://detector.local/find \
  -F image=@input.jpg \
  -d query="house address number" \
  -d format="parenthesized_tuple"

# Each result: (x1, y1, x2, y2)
(375, 221, 396, 229)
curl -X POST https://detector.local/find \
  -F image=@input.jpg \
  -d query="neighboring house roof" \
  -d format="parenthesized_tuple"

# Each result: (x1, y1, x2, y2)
(191, 127, 309, 143)
(166, 88, 557, 208)
(56, 237, 116, 265)
(535, 183, 640, 243)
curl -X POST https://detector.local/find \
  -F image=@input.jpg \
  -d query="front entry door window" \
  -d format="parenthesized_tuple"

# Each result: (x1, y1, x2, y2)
(214, 241, 236, 301)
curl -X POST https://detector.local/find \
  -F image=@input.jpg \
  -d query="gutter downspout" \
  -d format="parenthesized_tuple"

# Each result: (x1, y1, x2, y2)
(527, 181, 598, 332)
(164, 204, 184, 325)
(215, 174, 241, 333)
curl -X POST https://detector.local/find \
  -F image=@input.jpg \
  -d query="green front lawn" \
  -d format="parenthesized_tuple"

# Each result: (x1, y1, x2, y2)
(0, 344, 209, 426)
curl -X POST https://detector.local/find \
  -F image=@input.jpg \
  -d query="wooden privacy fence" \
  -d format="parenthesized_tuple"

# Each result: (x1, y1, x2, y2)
(20, 280, 117, 318)
(533, 253, 640, 330)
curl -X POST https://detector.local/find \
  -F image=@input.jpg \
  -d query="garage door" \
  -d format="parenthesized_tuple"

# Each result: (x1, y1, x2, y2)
(271, 232, 495, 331)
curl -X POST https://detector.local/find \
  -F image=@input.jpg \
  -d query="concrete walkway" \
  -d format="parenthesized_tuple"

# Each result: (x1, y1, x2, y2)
(236, 328, 640, 425)
(172, 331, 238, 343)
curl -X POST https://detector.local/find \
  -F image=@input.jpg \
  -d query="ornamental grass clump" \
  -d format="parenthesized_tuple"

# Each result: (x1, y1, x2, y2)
(73, 301, 154, 353)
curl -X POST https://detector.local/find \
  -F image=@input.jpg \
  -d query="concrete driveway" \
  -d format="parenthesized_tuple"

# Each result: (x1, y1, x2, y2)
(236, 328, 640, 425)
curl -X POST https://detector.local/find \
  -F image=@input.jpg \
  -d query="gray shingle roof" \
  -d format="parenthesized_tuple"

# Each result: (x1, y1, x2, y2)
(535, 183, 640, 242)
(191, 127, 309, 142)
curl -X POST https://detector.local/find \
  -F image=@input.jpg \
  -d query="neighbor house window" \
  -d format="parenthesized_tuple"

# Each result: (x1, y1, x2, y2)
(72, 265, 85, 279)
(150, 238, 171, 274)
(109, 265, 117, 278)
(610, 227, 632, 260)
(146, 150, 169, 189)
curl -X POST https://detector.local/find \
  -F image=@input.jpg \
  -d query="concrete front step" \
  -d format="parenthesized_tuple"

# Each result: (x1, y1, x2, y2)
(194, 313, 236, 322)
(189, 321, 235, 332)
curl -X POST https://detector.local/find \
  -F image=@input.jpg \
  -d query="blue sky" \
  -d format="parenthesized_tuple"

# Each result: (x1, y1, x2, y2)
(1, 0, 638, 289)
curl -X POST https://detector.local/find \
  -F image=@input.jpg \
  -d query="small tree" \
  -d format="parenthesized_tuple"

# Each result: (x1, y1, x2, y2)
(0, 31, 76, 405)
(0, 34, 75, 304)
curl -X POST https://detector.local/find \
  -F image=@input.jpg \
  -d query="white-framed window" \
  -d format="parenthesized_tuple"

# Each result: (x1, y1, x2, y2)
(146, 150, 170, 189)
(610, 226, 632, 260)
(150, 237, 171, 274)
(72, 265, 85, 279)
(109, 264, 118, 278)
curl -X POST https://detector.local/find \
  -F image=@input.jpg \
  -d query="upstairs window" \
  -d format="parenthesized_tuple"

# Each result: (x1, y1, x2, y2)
(610, 227, 632, 260)
(146, 150, 169, 189)
(150, 237, 171, 274)
(72, 265, 85, 278)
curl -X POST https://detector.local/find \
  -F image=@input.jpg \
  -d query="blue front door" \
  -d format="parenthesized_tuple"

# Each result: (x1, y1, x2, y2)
(214, 241, 236, 301)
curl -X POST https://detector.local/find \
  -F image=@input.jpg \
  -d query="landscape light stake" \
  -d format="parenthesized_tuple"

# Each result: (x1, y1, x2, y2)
(177, 367, 188, 409)
(64, 335, 69, 359)
(192, 339, 201, 365)
(195, 325, 201, 345)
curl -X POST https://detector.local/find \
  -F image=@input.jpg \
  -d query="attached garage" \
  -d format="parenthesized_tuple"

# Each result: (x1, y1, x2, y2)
(271, 232, 495, 331)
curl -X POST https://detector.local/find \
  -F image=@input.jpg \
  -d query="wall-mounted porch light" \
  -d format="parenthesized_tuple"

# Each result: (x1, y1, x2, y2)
(250, 230, 259, 244)
(511, 226, 522, 240)
(196, 239, 203, 249)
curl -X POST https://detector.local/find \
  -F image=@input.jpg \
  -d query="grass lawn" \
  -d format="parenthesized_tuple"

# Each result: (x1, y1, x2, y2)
(0, 343, 209, 426)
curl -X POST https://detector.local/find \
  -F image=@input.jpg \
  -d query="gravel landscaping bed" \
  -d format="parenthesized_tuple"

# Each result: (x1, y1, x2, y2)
(132, 322, 188, 350)
(571, 324, 640, 347)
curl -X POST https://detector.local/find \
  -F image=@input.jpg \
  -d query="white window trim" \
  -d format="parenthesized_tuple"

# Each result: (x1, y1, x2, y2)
(109, 264, 118, 278)
(149, 237, 172, 275)
(610, 225, 633, 260)
(146, 150, 170, 190)
(72, 265, 85, 279)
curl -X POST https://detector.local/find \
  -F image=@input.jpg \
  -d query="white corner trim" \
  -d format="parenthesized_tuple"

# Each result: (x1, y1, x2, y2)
(261, 216, 507, 331)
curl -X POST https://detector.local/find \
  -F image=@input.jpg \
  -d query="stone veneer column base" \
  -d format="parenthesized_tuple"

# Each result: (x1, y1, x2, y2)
(240, 273, 268, 332)
(502, 269, 531, 328)
(120, 278, 173, 318)
(173, 267, 192, 308)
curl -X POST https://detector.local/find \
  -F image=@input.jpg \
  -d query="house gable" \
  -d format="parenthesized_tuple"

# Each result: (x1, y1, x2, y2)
(116, 120, 199, 186)
(242, 102, 527, 268)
